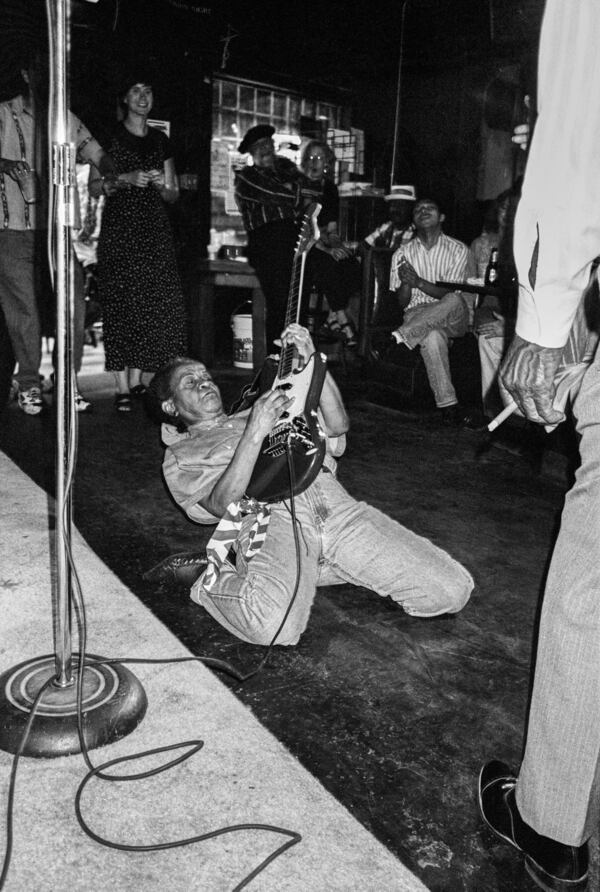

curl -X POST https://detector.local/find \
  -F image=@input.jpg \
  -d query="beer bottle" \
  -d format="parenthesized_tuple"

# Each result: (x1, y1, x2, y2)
(484, 248, 499, 287)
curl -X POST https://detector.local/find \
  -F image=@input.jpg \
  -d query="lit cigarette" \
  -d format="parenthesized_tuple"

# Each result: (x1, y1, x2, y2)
(487, 400, 517, 432)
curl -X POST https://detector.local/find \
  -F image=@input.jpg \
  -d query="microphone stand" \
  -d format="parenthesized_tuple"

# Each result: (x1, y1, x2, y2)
(0, 0, 146, 757)
(390, 0, 410, 192)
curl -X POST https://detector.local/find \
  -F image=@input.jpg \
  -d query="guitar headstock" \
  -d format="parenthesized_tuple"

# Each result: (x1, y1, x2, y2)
(294, 203, 321, 259)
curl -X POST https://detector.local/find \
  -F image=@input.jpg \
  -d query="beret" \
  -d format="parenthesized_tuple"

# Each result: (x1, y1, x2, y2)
(238, 124, 275, 154)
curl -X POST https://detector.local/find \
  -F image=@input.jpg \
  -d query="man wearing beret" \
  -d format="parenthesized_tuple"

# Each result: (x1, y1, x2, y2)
(234, 125, 314, 348)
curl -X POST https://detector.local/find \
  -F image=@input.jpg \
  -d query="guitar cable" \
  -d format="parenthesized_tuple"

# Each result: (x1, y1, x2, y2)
(0, 425, 303, 892)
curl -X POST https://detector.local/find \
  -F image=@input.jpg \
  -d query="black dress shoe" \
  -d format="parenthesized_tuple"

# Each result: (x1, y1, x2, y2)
(462, 409, 487, 431)
(143, 552, 208, 587)
(478, 760, 589, 891)
(439, 404, 463, 426)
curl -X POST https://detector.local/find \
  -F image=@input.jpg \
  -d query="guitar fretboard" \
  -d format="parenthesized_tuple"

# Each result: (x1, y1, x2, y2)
(278, 252, 306, 379)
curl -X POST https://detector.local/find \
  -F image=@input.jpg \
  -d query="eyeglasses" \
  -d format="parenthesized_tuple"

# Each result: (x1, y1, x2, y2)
(307, 154, 325, 161)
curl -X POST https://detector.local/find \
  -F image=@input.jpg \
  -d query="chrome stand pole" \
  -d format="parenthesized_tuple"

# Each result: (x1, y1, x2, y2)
(0, 0, 146, 758)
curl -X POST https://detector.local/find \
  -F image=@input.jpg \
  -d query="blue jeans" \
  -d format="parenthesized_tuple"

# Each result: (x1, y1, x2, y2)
(399, 294, 470, 408)
(193, 465, 473, 645)
(0, 230, 41, 390)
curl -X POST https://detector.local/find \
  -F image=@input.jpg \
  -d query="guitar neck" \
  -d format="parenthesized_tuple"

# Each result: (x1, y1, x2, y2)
(278, 251, 307, 378)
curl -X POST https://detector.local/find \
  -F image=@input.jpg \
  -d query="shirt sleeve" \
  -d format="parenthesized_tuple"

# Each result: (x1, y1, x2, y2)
(364, 223, 386, 247)
(389, 246, 405, 290)
(234, 166, 298, 207)
(445, 243, 469, 282)
(163, 446, 227, 524)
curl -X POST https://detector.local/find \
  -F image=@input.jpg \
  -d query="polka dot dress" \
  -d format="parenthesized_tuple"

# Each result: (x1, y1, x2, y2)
(97, 124, 187, 372)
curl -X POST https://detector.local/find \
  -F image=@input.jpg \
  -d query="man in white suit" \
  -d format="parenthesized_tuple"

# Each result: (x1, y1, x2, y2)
(479, 2, 600, 890)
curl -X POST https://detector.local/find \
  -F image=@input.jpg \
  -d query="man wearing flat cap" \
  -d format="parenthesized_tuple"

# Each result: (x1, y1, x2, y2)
(234, 125, 314, 347)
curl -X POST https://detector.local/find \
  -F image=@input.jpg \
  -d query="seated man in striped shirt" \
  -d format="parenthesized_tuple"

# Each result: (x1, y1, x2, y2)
(389, 198, 475, 424)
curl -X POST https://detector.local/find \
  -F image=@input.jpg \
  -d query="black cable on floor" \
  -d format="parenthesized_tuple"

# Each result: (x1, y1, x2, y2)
(1, 440, 307, 891)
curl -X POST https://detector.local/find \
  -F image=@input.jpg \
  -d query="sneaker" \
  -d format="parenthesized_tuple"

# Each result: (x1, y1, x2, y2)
(18, 386, 43, 415)
(75, 392, 93, 413)
(9, 379, 19, 402)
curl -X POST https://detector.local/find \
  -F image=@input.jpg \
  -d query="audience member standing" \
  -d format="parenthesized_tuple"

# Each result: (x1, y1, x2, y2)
(479, 3, 600, 890)
(234, 125, 309, 348)
(0, 55, 115, 415)
(97, 73, 186, 413)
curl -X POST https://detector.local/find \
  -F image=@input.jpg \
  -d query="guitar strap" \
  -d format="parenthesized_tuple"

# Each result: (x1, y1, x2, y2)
(199, 500, 271, 593)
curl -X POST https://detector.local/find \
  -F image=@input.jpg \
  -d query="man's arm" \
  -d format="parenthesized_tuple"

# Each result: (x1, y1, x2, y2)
(234, 167, 298, 206)
(202, 389, 293, 518)
(395, 257, 450, 301)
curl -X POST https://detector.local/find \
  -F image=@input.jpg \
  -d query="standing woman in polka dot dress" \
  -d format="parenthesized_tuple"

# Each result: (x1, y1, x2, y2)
(96, 72, 187, 412)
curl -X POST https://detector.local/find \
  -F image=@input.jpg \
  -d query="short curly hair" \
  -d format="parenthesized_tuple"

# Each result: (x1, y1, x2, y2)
(145, 355, 196, 429)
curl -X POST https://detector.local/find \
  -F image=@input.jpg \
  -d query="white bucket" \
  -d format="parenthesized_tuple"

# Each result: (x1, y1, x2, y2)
(231, 312, 253, 369)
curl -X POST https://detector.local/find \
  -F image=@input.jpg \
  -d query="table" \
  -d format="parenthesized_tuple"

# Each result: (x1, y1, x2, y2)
(437, 280, 505, 306)
(189, 259, 266, 371)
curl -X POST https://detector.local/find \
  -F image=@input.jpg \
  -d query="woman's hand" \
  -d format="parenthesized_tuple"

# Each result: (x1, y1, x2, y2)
(148, 168, 165, 188)
(119, 169, 154, 188)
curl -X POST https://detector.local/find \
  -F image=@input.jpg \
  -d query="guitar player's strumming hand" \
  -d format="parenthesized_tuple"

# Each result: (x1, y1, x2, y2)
(246, 388, 295, 443)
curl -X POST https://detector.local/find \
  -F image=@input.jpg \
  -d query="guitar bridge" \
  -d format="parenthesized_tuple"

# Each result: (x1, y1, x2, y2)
(264, 416, 318, 457)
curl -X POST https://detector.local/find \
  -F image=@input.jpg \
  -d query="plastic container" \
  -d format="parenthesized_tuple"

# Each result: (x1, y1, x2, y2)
(231, 302, 253, 369)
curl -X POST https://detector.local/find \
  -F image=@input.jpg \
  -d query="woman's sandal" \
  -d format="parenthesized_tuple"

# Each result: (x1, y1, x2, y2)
(115, 393, 132, 412)
(130, 384, 146, 397)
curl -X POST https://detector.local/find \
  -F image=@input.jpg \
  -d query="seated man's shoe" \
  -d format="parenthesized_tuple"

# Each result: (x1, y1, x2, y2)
(479, 760, 589, 892)
(439, 404, 463, 426)
(143, 552, 208, 586)
(462, 408, 487, 430)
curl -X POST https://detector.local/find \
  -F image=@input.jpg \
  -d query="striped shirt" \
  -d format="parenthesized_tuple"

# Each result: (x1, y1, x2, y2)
(234, 156, 306, 233)
(389, 231, 470, 309)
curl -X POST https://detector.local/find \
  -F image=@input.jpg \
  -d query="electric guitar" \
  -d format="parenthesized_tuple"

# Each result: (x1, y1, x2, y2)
(245, 203, 328, 503)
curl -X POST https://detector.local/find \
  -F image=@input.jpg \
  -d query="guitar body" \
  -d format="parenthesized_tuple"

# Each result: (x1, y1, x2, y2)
(245, 351, 328, 502)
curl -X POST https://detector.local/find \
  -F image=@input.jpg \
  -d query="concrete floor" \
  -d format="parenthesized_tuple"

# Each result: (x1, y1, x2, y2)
(1, 340, 595, 891)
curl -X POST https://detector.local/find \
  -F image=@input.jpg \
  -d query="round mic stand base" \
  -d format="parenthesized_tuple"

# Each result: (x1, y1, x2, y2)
(0, 654, 147, 758)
